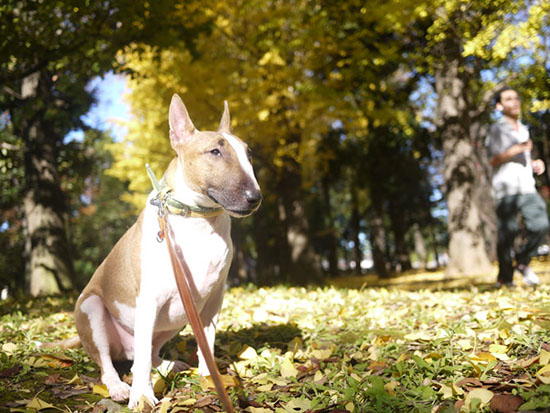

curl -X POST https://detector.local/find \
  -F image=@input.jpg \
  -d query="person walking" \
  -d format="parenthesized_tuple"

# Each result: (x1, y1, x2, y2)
(486, 86, 549, 287)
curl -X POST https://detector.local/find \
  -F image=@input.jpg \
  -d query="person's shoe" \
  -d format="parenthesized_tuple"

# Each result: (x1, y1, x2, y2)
(517, 265, 540, 286)
(495, 280, 516, 289)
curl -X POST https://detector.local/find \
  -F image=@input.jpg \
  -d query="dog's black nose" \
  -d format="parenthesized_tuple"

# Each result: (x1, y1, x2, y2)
(246, 189, 262, 207)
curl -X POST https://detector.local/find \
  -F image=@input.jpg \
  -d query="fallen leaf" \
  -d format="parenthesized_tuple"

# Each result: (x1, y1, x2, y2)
(93, 384, 111, 398)
(489, 393, 523, 413)
(239, 345, 258, 360)
(199, 374, 239, 391)
(464, 388, 494, 409)
(280, 358, 298, 378)
(540, 349, 550, 365)
(0, 364, 22, 378)
(26, 397, 59, 411)
(2, 342, 17, 355)
(536, 364, 550, 384)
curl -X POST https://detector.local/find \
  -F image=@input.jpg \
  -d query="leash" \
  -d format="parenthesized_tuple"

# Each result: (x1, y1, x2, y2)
(147, 164, 235, 413)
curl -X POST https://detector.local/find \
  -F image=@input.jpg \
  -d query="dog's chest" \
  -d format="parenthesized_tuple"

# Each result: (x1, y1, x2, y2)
(139, 207, 232, 330)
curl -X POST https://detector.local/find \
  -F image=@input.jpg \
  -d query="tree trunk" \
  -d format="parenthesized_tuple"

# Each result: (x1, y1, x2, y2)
(369, 199, 388, 277)
(278, 169, 323, 284)
(435, 59, 492, 276)
(350, 187, 363, 273)
(388, 201, 411, 272)
(321, 177, 338, 276)
(17, 73, 75, 296)
(412, 223, 427, 270)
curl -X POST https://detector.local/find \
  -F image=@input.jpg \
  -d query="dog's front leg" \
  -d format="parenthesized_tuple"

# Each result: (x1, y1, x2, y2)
(197, 282, 225, 376)
(129, 295, 159, 409)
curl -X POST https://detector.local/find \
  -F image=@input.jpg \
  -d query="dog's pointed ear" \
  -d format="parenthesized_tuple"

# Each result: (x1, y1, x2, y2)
(169, 94, 196, 148)
(217, 100, 232, 133)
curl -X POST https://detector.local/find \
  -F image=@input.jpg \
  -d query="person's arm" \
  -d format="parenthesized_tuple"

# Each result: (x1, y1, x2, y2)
(489, 139, 532, 167)
(532, 158, 545, 175)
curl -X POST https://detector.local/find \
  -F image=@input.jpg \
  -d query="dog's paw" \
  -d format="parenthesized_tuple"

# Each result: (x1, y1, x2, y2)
(128, 385, 158, 410)
(107, 381, 131, 402)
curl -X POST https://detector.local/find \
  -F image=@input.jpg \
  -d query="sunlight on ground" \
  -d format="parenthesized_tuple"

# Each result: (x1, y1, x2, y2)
(328, 258, 550, 291)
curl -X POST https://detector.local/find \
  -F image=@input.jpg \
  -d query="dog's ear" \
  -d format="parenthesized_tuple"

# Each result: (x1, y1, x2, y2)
(217, 100, 232, 133)
(169, 94, 196, 148)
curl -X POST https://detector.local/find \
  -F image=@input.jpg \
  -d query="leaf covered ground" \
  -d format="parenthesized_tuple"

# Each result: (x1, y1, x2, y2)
(2, 262, 550, 412)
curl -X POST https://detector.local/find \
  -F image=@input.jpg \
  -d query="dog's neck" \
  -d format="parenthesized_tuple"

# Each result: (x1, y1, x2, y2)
(163, 158, 221, 210)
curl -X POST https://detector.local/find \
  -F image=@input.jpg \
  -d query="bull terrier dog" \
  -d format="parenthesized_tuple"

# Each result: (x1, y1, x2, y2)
(74, 94, 262, 408)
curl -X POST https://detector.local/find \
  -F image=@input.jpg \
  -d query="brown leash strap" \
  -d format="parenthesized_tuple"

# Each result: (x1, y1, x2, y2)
(158, 213, 235, 413)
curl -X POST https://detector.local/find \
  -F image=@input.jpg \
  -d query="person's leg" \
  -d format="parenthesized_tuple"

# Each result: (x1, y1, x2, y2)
(516, 193, 548, 274)
(495, 196, 519, 284)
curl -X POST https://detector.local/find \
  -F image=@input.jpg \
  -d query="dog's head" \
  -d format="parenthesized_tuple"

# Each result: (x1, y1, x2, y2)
(168, 94, 262, 217)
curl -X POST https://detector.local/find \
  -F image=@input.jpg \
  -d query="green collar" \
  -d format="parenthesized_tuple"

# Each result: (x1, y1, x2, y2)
(146, 163, 223, 218)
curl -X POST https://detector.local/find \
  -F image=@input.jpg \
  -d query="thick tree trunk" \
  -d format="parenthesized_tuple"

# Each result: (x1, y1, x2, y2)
(278, 169, 323, 284)
(435, 60, 492, 276)
(18, 73, 75, 296)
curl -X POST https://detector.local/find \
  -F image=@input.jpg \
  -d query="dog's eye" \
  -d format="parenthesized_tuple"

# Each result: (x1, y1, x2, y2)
(210, 148, 222, 157)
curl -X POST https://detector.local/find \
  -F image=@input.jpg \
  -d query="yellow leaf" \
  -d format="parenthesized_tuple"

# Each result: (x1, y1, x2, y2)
(2, 342, 17, 355)
(311, 348, 332, 360)
(489, 344, 507, 354)
(540, 349, 550, 365)
(470, 352, 497, 363)
(153, 376, 166, 394)
(68, 374, 83, 385)
(280, 358, 298, 378)
(313, 370, 323, 382)
(404, 331, 432, 341)
(257, 109, 269, 121)
(93, 384, 110, 398)
(199, 374, 238, 391)
(246, 408, 274, 413)
(457, 339, 472, 350)
(258, 49, 285, 66)
(239, 345, 258, 360)
(465, 388, 494, 408)
(384, 381, 399, 395)
(345, 402, 354, 412)
(474, 311, 488, 322)
(180, 398, 197, 406)
(439, 383, 453, 399)
(285, 398, 311, 411)
(537, 364, 550, 384)
(26, 397, 58, 410)
(257, 383, 273, 392)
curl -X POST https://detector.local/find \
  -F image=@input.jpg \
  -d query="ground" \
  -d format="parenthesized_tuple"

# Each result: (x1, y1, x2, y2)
(2, 260, 550, 412)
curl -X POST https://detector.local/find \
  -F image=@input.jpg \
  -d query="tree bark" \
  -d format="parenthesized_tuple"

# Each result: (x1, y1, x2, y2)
(17, 73, 75, 295)
(435, 58, 492, 276)
(321, 177, 338, 276)
(277, 168, 323, 284)
(350, 187, 363, 273)
(369, 199, 388, 278)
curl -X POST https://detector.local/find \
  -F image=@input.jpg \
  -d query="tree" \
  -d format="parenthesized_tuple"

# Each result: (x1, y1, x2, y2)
(0, 0, 194, 295)
(417, 0, 545, 275)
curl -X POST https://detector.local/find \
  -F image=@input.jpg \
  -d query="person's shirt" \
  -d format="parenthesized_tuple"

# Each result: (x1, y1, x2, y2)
(486, 116, 536, 200)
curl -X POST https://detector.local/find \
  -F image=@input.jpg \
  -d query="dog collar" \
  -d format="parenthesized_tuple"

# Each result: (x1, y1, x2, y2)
(146, 163, 223, 218)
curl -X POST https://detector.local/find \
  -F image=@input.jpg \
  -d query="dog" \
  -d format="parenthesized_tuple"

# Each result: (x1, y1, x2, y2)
(73, 94, 262, 408)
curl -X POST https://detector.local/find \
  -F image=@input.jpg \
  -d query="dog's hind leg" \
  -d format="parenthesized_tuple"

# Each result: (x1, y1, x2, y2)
(76, 294, 131, 402)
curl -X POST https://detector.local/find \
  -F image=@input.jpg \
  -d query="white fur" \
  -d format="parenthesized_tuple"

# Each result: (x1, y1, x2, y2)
(128, 183, 233, 408)
(223, 132, 260, 190)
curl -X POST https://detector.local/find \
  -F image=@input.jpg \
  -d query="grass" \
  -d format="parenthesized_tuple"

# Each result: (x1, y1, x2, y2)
(2, 260, 550, 412)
